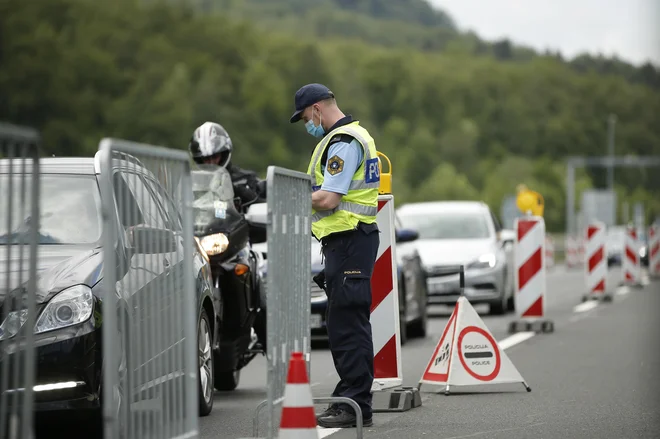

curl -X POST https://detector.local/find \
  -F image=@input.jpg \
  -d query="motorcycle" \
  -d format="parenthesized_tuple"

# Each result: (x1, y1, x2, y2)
(191, 165, 267, 391)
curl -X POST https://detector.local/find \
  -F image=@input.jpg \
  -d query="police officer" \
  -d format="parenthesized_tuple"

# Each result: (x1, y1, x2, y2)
(290, 83, 380, 428)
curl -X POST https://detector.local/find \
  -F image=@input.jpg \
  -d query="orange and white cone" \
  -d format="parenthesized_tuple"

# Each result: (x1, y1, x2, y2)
(279, 352, 319, 439)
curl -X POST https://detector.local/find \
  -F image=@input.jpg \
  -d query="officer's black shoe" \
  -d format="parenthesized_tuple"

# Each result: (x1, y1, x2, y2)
(317, 409, 373, 428)
(315, 405, 340, 422)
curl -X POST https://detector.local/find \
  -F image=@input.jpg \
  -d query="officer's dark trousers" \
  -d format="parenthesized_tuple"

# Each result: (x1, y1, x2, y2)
(322, 222, 380, 420)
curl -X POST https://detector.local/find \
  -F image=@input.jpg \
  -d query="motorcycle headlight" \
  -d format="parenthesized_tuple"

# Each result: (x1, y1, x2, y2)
(34, 285, 93, 334)
(468, 253, 497, 270)
(0, 309, 28, 341)
(200, 233, 229, 256)
(194, 236, 210, 263)
(639, 247, 646, 258)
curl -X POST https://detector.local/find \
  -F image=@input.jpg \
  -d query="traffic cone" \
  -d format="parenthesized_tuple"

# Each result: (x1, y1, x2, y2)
(279, 352, 319, 439)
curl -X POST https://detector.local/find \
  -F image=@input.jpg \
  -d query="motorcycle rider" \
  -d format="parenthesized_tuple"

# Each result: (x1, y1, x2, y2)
(189, 121, 268, 350)
(189, 121, 267, 207)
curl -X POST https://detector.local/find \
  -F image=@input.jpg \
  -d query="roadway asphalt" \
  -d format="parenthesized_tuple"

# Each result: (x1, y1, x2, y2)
(34, 265, 659, 438)
(196, 265, 660, 439)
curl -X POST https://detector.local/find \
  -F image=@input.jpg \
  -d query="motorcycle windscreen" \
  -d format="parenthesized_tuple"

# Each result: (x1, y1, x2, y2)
(191, 167, 247, 239)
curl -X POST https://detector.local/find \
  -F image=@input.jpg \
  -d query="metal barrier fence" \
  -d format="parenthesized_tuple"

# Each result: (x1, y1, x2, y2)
(253, 166, 312, 439)
(97, 138, 199, 439)
(0, 122, 40, 439)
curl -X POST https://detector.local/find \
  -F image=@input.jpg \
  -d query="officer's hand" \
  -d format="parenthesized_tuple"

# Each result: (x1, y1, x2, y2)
(313, 270, 326, 292)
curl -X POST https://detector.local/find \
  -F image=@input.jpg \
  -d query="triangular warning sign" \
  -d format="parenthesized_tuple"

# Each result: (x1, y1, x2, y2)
(419, 297, 530, 394)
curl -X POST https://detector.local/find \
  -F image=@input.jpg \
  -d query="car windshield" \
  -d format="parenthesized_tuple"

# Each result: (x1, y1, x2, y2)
(607, 228, 624, 241)
(398, 210, 491, 240)
(0, 174, 102, 245)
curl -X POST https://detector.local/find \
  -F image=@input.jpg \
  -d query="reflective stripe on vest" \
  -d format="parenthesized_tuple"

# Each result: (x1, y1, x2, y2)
(311, 201, 378, 222)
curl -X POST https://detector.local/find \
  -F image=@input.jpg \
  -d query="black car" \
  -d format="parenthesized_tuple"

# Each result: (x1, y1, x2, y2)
(0, 155, 220, 420)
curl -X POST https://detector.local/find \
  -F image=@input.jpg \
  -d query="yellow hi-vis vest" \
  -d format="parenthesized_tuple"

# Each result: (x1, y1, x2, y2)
(307, 121, 380, 240)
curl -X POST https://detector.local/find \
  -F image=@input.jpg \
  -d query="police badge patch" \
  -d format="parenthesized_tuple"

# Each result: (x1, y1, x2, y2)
(327, 155, 344, 175)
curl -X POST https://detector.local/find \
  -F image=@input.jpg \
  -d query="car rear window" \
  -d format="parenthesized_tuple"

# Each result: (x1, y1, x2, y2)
(0, 174, 102, 245)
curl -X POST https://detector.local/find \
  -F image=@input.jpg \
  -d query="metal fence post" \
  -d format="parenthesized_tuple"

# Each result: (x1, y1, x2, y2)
(0, 122, 41, 439)
(97, 138, 199, 439)
(249, 166, 312, 439)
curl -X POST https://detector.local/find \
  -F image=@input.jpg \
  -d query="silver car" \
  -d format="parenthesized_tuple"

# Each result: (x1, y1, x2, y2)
(396, 201, 515, 315)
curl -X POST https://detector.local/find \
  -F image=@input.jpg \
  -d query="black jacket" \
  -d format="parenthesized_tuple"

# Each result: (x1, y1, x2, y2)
(227, 163, 266, 208)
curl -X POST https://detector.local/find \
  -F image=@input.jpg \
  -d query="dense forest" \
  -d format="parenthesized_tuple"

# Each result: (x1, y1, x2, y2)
(210, 0, 660, 90)
(1, 0, 659, 231)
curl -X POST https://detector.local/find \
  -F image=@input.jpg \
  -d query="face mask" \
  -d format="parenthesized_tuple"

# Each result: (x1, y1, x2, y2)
(305, 109, 325, 138)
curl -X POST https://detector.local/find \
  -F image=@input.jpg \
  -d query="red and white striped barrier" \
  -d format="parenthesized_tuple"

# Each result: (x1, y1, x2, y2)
(514, 216, 546, 319)
(545, 235, 555, 270)
(565, 236, 582, 268)
(584, 222, 608, 299)
(622, 225, 642, 286)
(370, 194, 402, 390)
(649, 225, 660, 278)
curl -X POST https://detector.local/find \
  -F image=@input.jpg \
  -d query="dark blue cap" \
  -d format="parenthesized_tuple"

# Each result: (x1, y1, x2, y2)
(289, 83, 335, 123)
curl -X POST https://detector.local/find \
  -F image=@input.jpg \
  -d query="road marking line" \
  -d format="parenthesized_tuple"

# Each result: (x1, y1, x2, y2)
(616, 286, 630, 296)
(317, 427, 342, 438)
(498, 331, 536, 350)
(318, 330, 539, 438)
(573, 301, 599, 313)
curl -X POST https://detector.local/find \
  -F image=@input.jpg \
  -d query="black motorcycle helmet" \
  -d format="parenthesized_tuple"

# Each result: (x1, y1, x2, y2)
(189, 122, 233, 168)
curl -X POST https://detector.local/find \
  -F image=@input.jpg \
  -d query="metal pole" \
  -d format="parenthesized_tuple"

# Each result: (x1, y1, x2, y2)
(607, 114, 616, 190)
(566, 162, 575, 236)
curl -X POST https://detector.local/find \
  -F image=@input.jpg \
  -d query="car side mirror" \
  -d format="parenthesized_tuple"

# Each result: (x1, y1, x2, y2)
(126, 225, 177, 254)
(396, 228, 419, 243)
(245, 203, 268, 244)
(498, 229, 516, 246)
(245, 202, 267, 225)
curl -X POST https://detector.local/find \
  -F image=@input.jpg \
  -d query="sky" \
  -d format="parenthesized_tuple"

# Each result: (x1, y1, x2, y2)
(431, 0, 660, 66)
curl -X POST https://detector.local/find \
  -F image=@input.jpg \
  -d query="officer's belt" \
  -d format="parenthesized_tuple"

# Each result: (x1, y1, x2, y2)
(320, 224, 363, 243)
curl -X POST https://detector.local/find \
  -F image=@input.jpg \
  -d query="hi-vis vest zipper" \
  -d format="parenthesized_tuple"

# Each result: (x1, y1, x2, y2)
(306, 121, 380, 240)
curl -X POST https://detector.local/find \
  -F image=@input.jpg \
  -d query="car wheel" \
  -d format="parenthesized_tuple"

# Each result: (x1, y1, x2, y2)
(198, 310, 214, 416)
(507, 295, 515, 312)
(505, 272, 516, 311)
(399, 313, 408, 346)
(407, 301, 428, 338)
(489, 290, 507, 315)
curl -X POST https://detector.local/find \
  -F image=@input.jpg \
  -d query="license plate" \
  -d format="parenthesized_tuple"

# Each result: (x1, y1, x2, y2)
(310, 314, 322, 329)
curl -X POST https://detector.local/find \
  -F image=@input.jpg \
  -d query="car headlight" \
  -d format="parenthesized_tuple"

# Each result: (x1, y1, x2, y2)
(0, 309, 28, 341)
(200, 233, 229, 256)
(468, 253, 497, 270)
(34, 285, 93, 334)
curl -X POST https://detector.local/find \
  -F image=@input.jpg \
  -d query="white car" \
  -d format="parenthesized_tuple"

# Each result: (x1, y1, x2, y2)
(396, 201, 515, 315)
